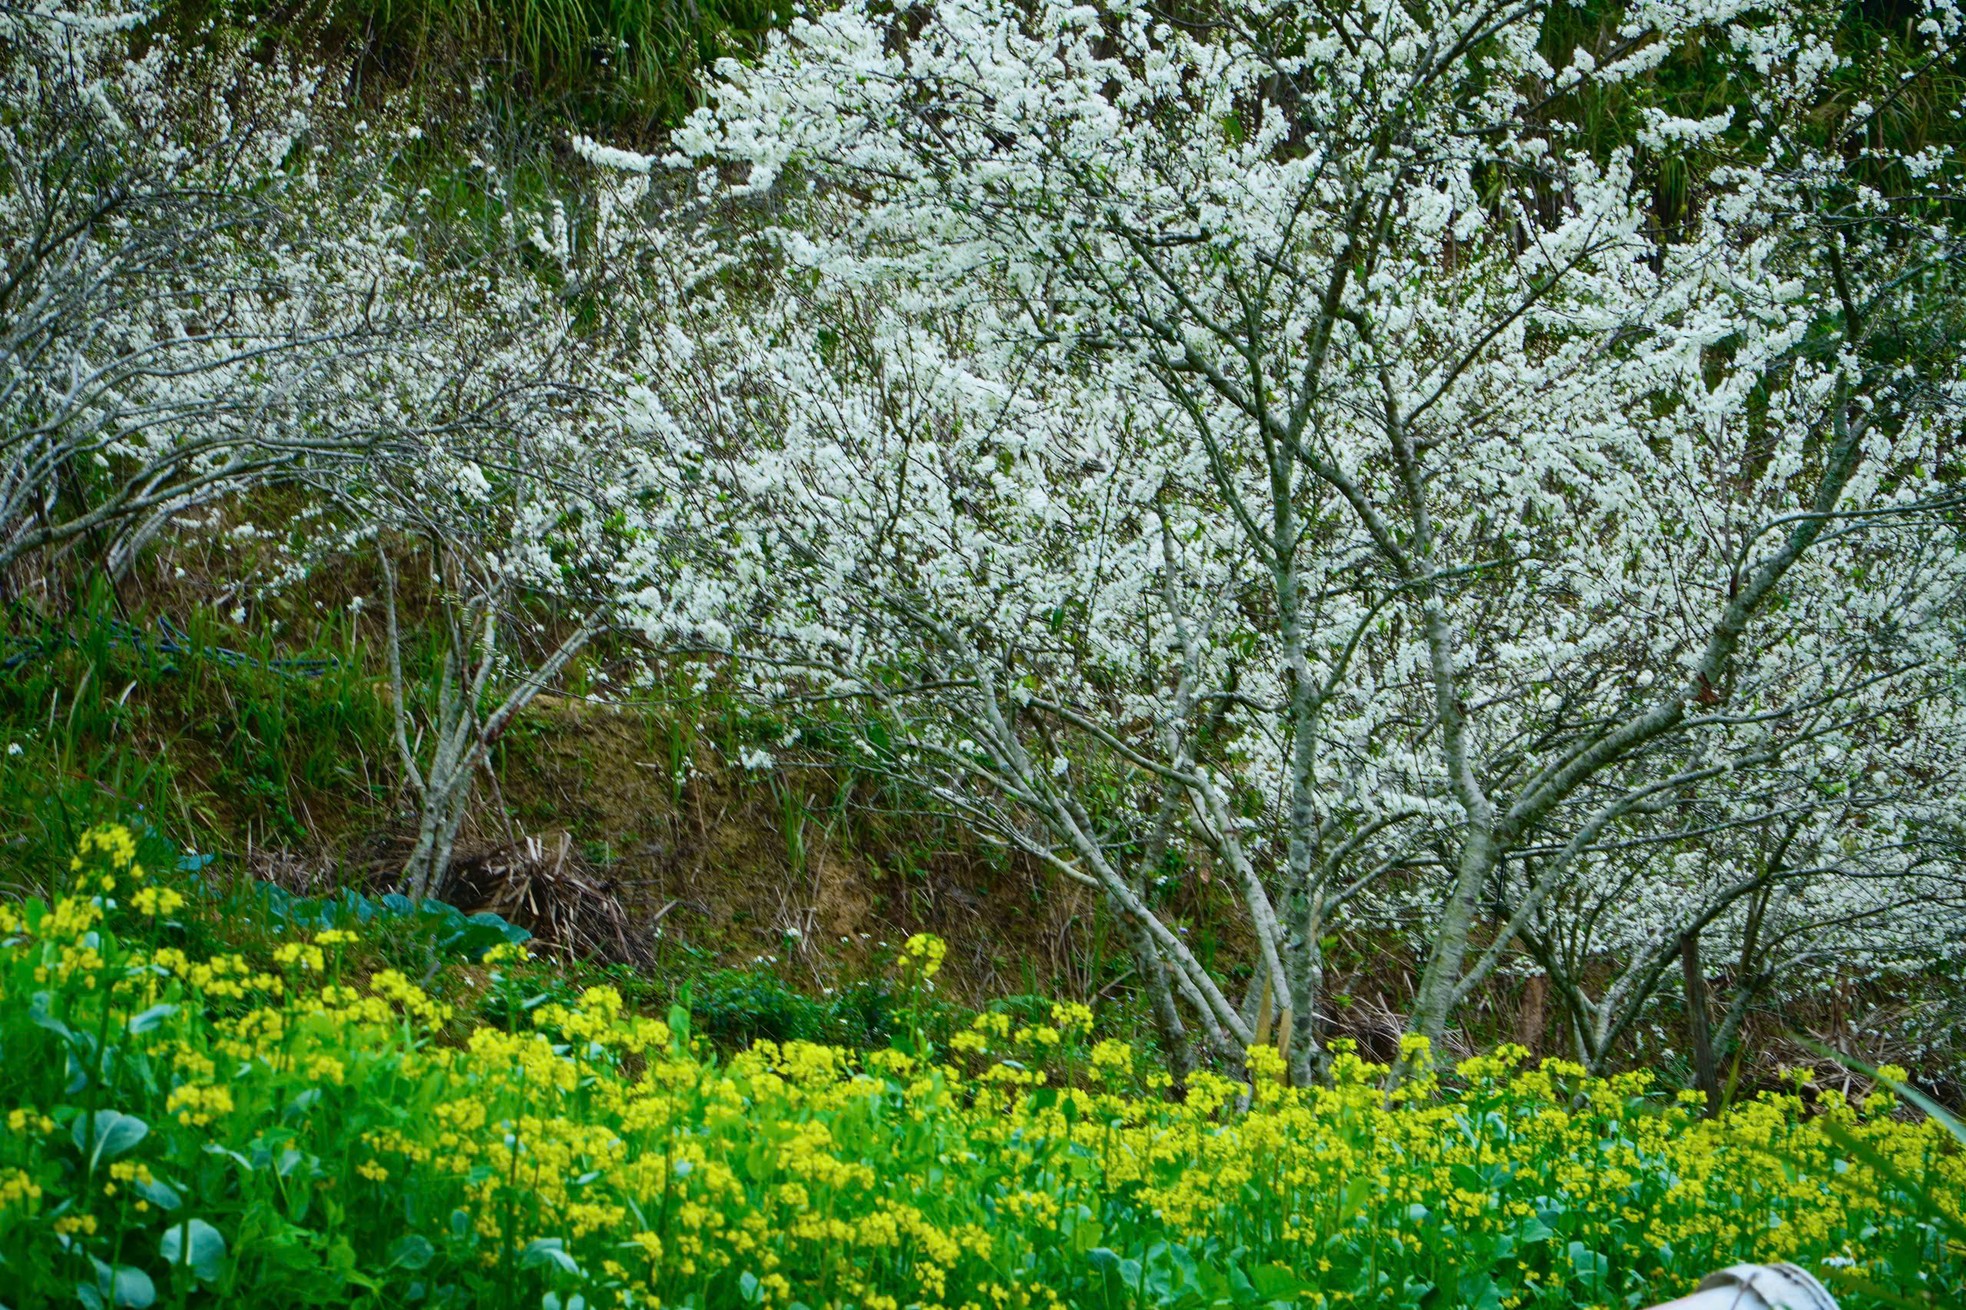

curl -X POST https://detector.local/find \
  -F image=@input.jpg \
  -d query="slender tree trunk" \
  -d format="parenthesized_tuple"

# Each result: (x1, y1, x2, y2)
(1408, 825, 1498, 1050)
(1285, 897, 1326, 1085)
(1516, 973, 1547, 1056)
(1117, 764, 1195, 1083)
(399, 630, 480, 902)
(1118, 906, 1193, 1087)
(383, 547, 599, 903)
(1681, 930, 1721, 1115)
(1273, 530, 1324, 1086)
(403, 774, 473, 902)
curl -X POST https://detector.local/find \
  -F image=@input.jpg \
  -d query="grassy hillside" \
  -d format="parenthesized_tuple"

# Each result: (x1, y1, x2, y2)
(0, 584, 1137, 1018)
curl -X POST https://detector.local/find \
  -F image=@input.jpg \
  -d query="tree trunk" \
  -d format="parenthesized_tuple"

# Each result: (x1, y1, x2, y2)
(402, 782, 471, 902)
(1681, 930, 1721, 1116)
(1516, 973, 1547, 1056)
(1116, 900, 1193, 1088)
(1285, 899, 1326, 1085)
(1408, 826, 1498, 1053)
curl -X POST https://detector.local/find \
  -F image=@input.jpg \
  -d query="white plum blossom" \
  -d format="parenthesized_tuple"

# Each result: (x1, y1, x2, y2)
(588, 0, 1966, 1075)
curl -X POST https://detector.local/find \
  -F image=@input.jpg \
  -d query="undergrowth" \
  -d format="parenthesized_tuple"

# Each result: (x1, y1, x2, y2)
(6, 585, 1960, 1095)
(0, 583, 1153, 1013)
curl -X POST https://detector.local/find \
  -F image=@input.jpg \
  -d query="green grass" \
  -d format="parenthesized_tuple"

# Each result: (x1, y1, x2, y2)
(169, 0, 788, 133)
(0, 581, 394, 884)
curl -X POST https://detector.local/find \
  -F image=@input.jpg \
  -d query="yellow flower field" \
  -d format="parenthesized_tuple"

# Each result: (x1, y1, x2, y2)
(0, 827, 1958, 1310)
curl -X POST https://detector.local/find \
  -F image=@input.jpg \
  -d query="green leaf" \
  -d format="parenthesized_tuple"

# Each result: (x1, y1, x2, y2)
(133, 1175, 182, 1211)
(1457, 1272, 1503, 1310)
(1247, 1264, 1307, 1299)
(519, 1238, 581, 1277)
(29, 991, 72, 1040)
(80, 1256, 158, 1310)
(1061, 1205, 1102, 1255)
(160, 1219, 227, 1282)
(388, 1235, 435, 1271)
(328, 1236, 377, 1290)
(111, 1266, 156, 1309)
(126, 1005, 176, 1035)
(258, 1228, 321, 1274)
(1566, 1241, 1608, 1284)
(73, 1111, 148, 1167)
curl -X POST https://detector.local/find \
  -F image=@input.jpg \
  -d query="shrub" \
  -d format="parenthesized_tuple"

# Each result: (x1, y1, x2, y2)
(687, 968, 833, 1046)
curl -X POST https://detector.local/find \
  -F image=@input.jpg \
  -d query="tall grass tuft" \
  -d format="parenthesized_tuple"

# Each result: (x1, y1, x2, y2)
(348, 0, 787, 129)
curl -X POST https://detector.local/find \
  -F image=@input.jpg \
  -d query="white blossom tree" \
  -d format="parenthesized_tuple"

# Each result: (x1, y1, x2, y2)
(0, 0, 444, 587)
(361, 323, 667, 900)
(1514, 730, 1966, 1078)
(0, 0, 685, 899)
(297, 147, 691, 901)
(597, 0, 1966, 1076)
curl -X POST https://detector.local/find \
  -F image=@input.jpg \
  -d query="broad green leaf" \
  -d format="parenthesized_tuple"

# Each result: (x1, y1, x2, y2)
(1567, 1241, 1608, 1284)
(111, 1266, 156, 1309)
(133, 1175, 182, 1211)
(1248, 1264, 1307, 1298)
(1457, 1272, 1503, 1310)
(388, 1235, 435, 1271)
(518, 1238, 580, 1277)
(79, 1260, 156, 1310)
(126, 1005, 176, 1035)
(29, 992, 71, 1040)
(73, 1111, 148, 1167)
(160, 1219, 226, 1282)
